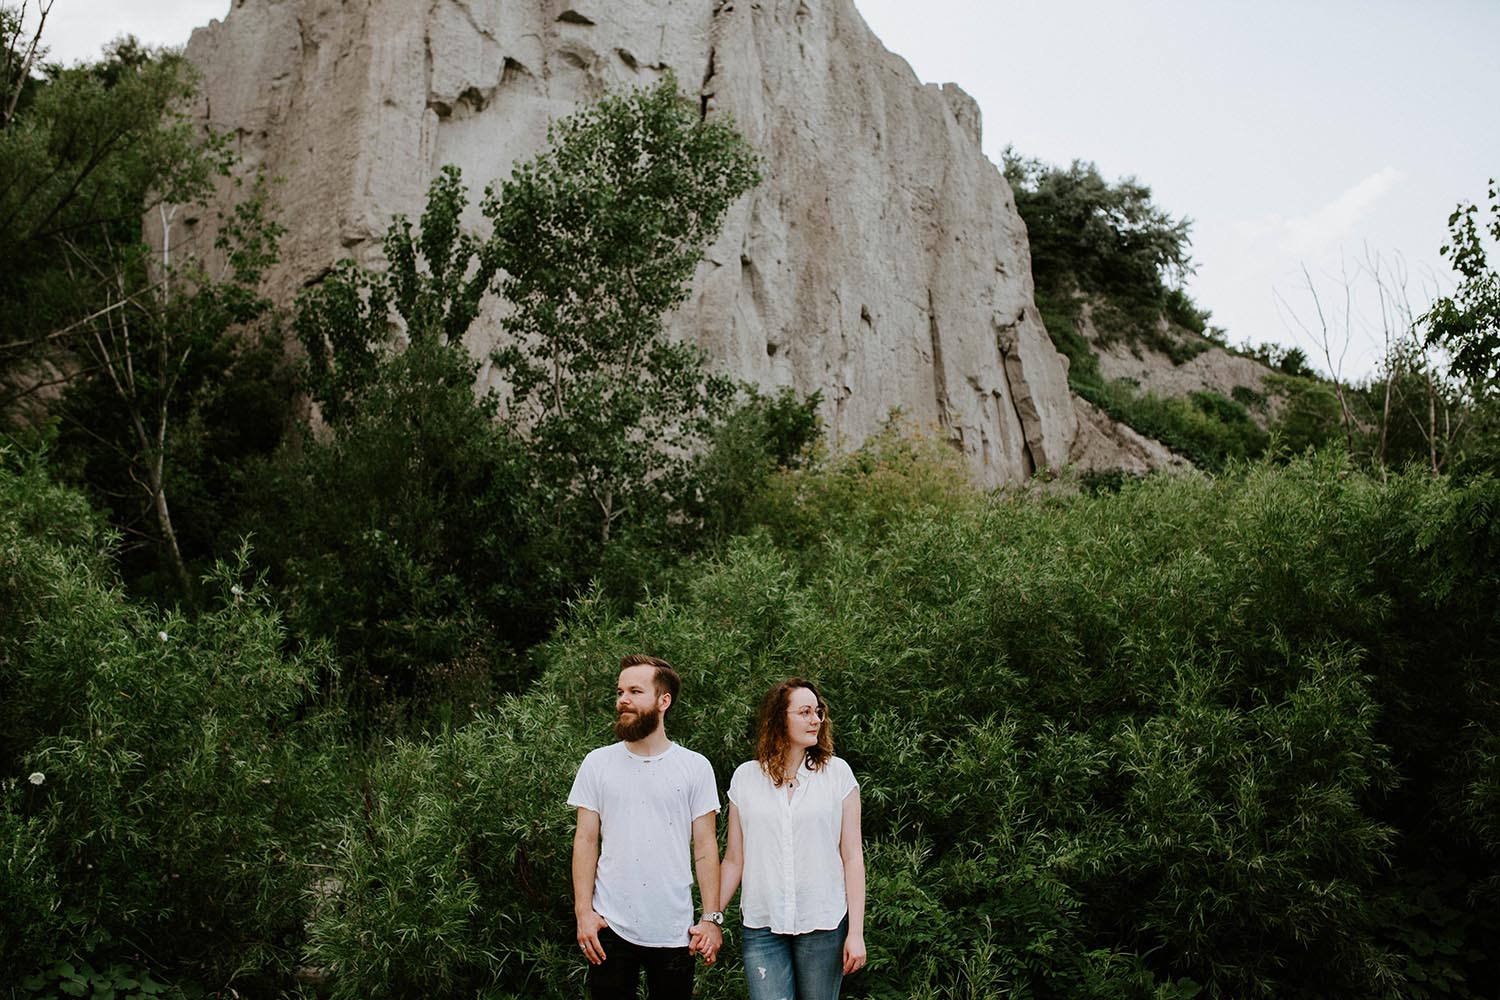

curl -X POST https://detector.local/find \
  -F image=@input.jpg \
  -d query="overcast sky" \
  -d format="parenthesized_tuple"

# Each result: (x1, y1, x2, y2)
(25, 0, 1500, 380)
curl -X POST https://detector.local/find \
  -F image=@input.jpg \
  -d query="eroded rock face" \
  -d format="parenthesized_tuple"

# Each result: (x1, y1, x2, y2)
(183, 0, 1079, 486)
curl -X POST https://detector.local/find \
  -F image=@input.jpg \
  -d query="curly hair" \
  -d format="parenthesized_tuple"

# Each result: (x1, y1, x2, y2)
(754, 678, 835, 787)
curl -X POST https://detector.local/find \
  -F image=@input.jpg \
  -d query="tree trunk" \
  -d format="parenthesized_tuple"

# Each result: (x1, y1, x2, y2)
(148, 448, 193, 598)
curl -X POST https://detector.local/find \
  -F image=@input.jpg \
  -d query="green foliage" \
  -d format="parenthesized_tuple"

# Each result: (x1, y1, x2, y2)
(489, 72, 760, 547)
(1003, 152, 1192, 303)
(274, 79, 772, 719)
(303, 696, 588, 999)
(302, 445, 1500, 998)
(21, 941, 173, 1000)
(1036, 288, 1104, 388)
(296, 164, 499, 424)
(0, 452, 350, 988)
(1263, 372, 1346, 457)
(242, 335, 539, 727)
(1241, 342, 1318, 379)
(0, 34, 292, 603)
(1163, 287, 1211, 334)
(1004, 151, 1206, 349)
(44, 178, 287, 599)
(285, 168, 541, 720)
(746, 416, 979, 554)
(1230, 384, 1266, 411)
(0, 38, 230, 412)
(689, 385, 822, 545)
(1424, 178, 1500, 395)
(1081, 379, 1268, 472)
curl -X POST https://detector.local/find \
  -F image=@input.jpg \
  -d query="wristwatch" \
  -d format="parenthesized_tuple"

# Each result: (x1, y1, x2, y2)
(701, 911, 724, 926)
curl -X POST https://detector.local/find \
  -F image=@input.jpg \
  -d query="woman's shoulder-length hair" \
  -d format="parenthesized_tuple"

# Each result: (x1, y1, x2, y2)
(754, 677, 835, 788)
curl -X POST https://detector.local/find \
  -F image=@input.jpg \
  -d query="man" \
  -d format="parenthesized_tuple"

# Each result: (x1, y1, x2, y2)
(569, 654, 724, 999)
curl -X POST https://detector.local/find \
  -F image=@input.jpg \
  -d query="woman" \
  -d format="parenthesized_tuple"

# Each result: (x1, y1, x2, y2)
(721, 678, 866, 1000)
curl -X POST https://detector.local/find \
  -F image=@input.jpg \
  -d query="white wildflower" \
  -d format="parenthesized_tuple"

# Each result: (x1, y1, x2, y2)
(157, 631, 169, 642)
(28, 772, 44, 786)
(231, 584, 245, 597)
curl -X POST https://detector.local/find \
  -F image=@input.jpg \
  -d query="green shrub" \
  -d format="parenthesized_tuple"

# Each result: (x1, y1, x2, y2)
(1, 453, 350, 989)
(1265, 372, 1344, 456)
(745, 416, 980, 555)
(307, 452, 1500, 998)
(240, 336, 540, 728)
(1080, 380, 1268, 471)
(304, 694, 590, 999)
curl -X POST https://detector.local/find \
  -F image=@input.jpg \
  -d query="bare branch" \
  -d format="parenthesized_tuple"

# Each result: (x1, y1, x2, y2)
(1, 0, 52, 127)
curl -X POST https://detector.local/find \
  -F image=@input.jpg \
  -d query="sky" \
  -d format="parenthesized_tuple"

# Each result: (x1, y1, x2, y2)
(23, 0, 1500, 380)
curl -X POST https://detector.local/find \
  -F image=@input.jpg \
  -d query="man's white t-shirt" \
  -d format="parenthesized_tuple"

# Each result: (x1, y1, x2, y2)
(568, 741, 720, 947)
(728, 755, 858, 934)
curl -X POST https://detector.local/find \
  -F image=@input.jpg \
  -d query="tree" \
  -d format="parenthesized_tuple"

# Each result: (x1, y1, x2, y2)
(0, 36, 228, 417)
(488, 73, 760, 546)
(277, 78, 763, 712)
(1001, 150, 1196, 339)
(1, 30, 289, 600)
(279, 166, 537, 722)
(1, 0, 50, 127)
(1424, 178, 1500, 397)
(296, 164, 497, 424)
(54, 182, 282, 598)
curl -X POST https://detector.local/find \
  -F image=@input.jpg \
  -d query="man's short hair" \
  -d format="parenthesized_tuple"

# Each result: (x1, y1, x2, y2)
(618, 653, 680, 716)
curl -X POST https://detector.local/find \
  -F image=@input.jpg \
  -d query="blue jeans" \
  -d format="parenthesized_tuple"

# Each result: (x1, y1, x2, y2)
(740, 915, 847, 1000)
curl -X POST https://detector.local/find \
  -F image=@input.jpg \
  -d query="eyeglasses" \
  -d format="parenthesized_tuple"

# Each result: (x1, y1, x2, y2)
(789, 706, 826, 721)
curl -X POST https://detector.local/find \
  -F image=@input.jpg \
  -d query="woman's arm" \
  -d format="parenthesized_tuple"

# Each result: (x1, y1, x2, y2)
(840, 788, 867, 974)
(720, 800, 745, 911)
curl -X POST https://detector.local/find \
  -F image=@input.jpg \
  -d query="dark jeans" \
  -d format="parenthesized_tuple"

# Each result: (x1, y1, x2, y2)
(587, 926, 695, 1000)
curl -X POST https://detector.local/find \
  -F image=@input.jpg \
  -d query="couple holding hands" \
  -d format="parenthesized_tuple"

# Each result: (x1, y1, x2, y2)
(570, 654, 866, 1000)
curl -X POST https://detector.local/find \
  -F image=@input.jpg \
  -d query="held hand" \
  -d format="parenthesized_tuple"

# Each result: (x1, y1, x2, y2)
(576, 909, 610, 965)
(842, 932, 867, 974)
(688, 921, 723, 965)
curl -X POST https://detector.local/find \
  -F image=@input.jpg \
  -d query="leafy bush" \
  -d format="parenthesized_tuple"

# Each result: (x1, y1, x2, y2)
(1004, 152, 1210, 352)
(305, 446, 1500, 998)
(1, 451, 350, 990)
(1081, 380, 1268, 472)
(241, 336, 540, 728)
(1265, 372, 1344, 457)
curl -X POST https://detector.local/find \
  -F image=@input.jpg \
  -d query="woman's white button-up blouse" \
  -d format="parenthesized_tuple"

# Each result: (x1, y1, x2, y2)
(728, 755, 858, 934)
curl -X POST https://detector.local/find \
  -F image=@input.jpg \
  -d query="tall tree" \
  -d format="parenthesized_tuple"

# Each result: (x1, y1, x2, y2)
(1425, 178, 1500, 397)
(0, 35, 227, 418)
(1, 27, 288, 598)
(488, 72, 760, 545)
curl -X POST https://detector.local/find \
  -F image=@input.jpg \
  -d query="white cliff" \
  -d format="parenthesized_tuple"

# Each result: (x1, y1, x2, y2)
(182, 0, 1081, 486)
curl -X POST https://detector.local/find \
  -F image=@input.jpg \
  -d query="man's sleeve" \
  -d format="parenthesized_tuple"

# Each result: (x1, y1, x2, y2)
(691, 755, 721, 819)
(567, 753, 598, 812)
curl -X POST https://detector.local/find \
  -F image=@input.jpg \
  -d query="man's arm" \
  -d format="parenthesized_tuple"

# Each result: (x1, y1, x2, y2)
(686, 809, 723, 964)
(573, 806, 610, 964)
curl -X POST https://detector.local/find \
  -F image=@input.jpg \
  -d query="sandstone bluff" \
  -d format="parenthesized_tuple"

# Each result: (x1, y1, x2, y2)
(182, 0, 1092, 487)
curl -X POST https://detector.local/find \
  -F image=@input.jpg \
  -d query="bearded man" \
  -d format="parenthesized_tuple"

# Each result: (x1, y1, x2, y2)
(568, 654, 724, 999)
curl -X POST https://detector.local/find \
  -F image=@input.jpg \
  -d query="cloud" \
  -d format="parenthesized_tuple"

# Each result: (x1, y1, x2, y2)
(1232, 167, 1405, 258)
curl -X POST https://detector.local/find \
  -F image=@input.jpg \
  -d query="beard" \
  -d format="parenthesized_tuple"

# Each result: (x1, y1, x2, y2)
(614, 704, 662, 743)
